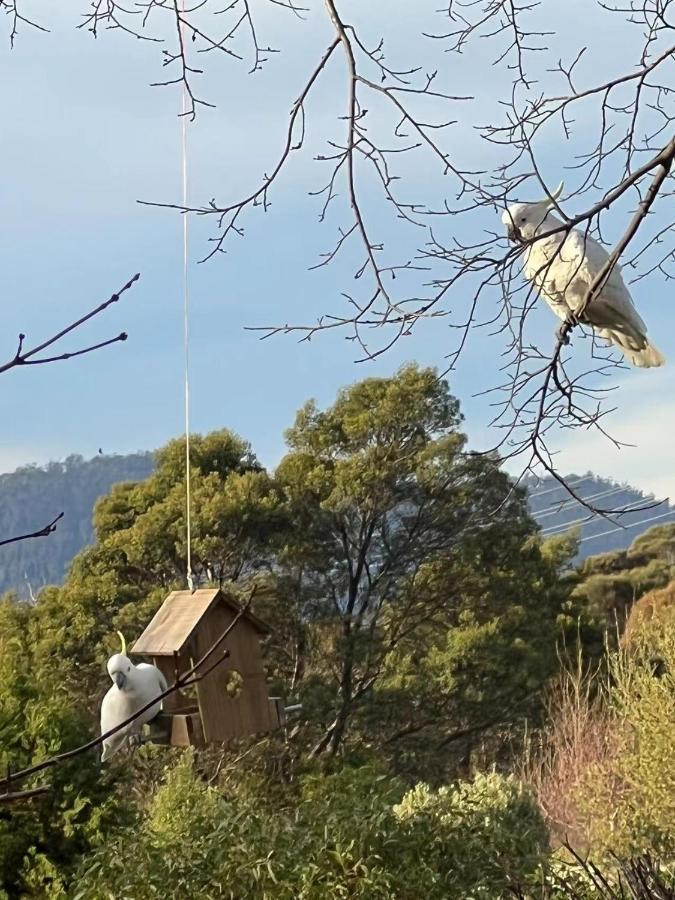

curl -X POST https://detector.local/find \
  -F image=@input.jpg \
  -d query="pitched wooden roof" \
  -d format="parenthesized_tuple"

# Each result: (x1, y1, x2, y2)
(131, 587, 269, 656)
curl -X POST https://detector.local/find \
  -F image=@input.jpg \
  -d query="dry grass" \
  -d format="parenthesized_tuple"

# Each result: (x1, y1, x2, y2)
(520, 648, 621, 849)
(522, 619, 675, 866)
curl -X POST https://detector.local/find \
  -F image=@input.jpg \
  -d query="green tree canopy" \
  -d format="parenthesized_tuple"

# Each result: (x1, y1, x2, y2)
(572, 523, 675, 628)
(263, 366, 579, 761)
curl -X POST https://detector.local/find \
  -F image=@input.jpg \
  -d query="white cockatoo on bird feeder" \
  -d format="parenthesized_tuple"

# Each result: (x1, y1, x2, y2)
(100, 631, 168, 762)
(501, 181, 665, 368)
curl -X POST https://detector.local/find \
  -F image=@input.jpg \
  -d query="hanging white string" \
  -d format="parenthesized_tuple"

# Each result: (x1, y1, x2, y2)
(181, 57, 193, 592)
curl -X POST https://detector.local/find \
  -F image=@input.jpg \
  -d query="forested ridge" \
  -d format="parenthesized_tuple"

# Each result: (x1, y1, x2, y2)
(0, 453, 154, 598)
(527, 475, 675, 560)
(0, 452, 670, 603)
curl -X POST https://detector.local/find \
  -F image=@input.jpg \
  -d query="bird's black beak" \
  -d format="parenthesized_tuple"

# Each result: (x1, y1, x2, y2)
(113, 671, 126, 690)
(506, 224, 522, 244)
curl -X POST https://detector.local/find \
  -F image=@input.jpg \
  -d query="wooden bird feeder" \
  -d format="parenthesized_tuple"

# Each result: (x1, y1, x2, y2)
(131, 588, 282, 747)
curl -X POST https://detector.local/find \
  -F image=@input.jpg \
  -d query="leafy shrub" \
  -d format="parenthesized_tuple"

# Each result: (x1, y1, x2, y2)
(68, 757, 400, 899)
(579, 628, 675, 859)
(0, 599, 130, 898)
(623, 581, 675, 645)
(512, 850, 675, 899)
(67, 759, 549, 899)
(392, 771, 549, 897)
(524, 624, 675, 864)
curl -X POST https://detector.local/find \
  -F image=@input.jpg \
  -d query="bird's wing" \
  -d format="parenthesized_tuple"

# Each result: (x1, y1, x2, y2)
(101, 685, 125, 732)
(137, 662, 168, 691)
(100, 686, 134, 758)
(565, 230, 648, 337)
(136, 663, 169, 716)
(588, 281, 648, 338)
(550, 231, 602, 296)
(525, 240, 572, 320)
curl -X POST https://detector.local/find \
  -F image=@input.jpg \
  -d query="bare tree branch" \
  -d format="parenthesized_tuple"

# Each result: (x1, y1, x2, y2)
(0, 784, 50, 803)
(0, 0, 49, 47)
(7, 1, 675, 511)
(0, 511, 64, 548)
(0, 273, 139, 376)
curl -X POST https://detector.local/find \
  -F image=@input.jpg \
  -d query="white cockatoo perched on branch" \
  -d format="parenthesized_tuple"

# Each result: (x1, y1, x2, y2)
(100, 632, 168, 762)
(501, 182, 665, 368)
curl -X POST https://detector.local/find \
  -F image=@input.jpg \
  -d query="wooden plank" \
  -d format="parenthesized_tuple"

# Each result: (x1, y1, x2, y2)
(154, 657, 181, 713)
(247, 675, 267, 733)
(170, 712, 204, 747)
(218, 606, 247, 738)
(132, 589, 220, 655)
(147, 712, 204, 747)
(154, 655, 199, 714)
(132, 588, 271, 657)
(268, 698, 283, 728)
(193, 604, 238, 741)
(237, 623, 269, 734)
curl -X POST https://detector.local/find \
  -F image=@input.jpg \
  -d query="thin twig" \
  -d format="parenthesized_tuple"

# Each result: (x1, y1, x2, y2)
(0, 273, 140, 375)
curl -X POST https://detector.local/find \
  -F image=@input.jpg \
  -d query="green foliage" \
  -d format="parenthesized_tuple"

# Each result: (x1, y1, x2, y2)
(68, 759, 548, 900)
(360, 531, 584, 779)
(147, 750, 226, 843)
(624, 580, 675, 642)
(23, 429, 282, 702)
(629, 523, 675, 563)
(573, 523, 675, 627)
(393, 771, 549, 896)
(69, 758, 397, 899)
(0, 598, 130, 897)
(531, 851, 675, 899)
(523, 615, 675, 867)
(577, 627, 675, 859)
(268, 365, 576, 762)
(2, 369, 654, 894)
(93, 429, 279, 590)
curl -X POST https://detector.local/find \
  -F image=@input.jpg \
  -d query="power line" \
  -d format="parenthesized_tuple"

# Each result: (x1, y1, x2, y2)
(539, 497, 665, 537)
(527, 475, 595, 501)
(577, 509, 675, 545)
(531, 486, 632, 520)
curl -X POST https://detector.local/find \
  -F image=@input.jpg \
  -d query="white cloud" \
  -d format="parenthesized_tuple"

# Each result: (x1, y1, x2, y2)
(537, 367, 675, 501)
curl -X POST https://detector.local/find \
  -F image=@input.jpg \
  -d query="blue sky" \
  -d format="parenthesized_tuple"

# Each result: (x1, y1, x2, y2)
(2, 0, 673, 498)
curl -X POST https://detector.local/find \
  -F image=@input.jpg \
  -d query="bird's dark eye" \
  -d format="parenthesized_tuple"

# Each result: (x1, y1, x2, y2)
(519, 217, 526, 223)
(127, 666, 130, 672)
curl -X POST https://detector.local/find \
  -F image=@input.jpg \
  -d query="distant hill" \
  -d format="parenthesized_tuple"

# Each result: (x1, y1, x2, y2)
(525, 472, 675, 562)
(0, 452, 672, 597)
(0, 453, 154, 598)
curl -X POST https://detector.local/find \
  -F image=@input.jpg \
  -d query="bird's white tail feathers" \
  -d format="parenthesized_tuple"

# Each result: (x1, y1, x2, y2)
(605, 329, 666, 368)
(625, 343, 666, 368)
(100, 741, 115, 763)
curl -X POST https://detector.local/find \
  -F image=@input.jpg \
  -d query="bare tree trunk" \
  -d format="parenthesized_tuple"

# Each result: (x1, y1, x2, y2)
(325, 700, 351, 757)
(290, 628, 306, 692)
(309, 700, 352, 758)
(310, 523, 376, 757)
(310, 724, 334, 757)
(310, 626, 356, 758)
